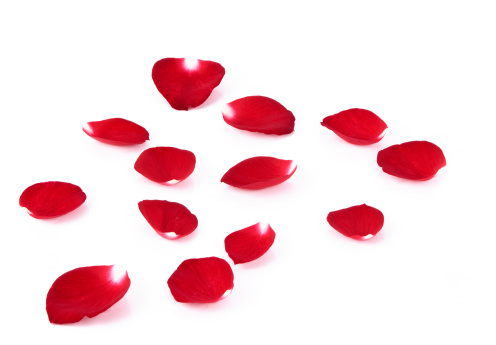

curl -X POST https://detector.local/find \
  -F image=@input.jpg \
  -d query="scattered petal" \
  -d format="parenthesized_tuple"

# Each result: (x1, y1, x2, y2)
(222, 96, 295, 135)
(377, 141, 447, 180)
(46, 265, 131, 324)
(82, 118, 149, 145)
(327, 204, 384, 240)
(167, 257, 234, 303)
(225, 222, 276, 264)
(152, 57, 225, 111)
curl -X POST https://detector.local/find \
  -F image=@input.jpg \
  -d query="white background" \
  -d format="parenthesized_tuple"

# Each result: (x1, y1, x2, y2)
(1, 1, 495, 344)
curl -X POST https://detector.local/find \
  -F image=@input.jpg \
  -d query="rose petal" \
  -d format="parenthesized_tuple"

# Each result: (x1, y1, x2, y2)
(46, 265, 131, 324)
(377, 141, 447, 180)
(221, 156, 297, 190)
(222, 96, 295, 135)
(321, 108, 387, 145)
(82, 118, 149, 145)
(134, 147, 196, 185)
(225, 222, 276, 264)
(167, 257, 234, 303)
(327, 204, 384, 240)
(138, 200, 198, 239)
(19, 181, 86, 219)
(152, 58, 225, 111)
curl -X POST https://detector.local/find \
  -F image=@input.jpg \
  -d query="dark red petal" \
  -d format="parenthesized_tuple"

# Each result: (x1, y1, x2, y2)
(46, 265, 131, 324)
(134, 147, 196, 185)
(19, 181, 86, 219)
(224, 222, 276, 264)
(138, 200, 198, 239)
(82, 118, 149, 145)
(221, 156, 296, 190)
(326, 204, 384, 240)
(222, 96, 295, 135)
(377, 141, 447, 181)
(167, 257, 234, 303)
(152, 58, 225, 111)
(321, 108, 388, 145)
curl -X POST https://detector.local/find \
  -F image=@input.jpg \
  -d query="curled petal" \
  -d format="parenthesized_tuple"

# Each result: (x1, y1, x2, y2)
(222, 96, 295, 135)
(46, 265, 131, 324)
(19, 181, 86, 219)
(152, 57, 225, 111)
(221, 156, 296, 190)
(327, 204, 384, 240)
(167, 257, 234, 303)
(225, 222, 276, 264)
(82, 118, 149, 145)
(377, 141, 446, 180)
(321, 108, 387, 145)
(134, 147, 196, 185)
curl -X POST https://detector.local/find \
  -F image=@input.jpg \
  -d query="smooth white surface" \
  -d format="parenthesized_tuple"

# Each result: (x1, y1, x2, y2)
(1, 1, 495, 344)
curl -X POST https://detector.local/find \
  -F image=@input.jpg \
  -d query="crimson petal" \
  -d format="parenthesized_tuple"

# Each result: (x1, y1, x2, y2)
(19, 181, 86, 219)
(221, 156, 296, 190)
(134, 147, 196, 185)
(377, 141, 446, 180)
(152, 58, 225, 111)
(321, 108, 387, 145)
(222, 96, 295, 135)
(225, 222, 276, 264)
(46, 265, 131, 324)
(82, 118, 149, 145)
(327, 204, 384, 240)
(167, 257, 234, 303)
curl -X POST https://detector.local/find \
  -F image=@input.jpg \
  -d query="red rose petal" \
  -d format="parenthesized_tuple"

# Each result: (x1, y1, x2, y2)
(326, 204, 384, 240)
(19, 181, 86, 219)
(222, 96, 295, 135)
(321, 108, 388, 145)
(46, 265, 131, 324)
(152, 58, 225, 111)
(225, 222, 276, 264)
(82, 118, 149, 145)
(134, 147, 196, 185)
(167, 257, 234, 303)
(138, 200, 198, 239)
(377, 141, 447, 180)
(221, 156, 297, 190)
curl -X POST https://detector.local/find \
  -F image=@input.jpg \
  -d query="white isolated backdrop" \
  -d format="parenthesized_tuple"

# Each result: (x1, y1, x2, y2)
(1, 1, 495, 344)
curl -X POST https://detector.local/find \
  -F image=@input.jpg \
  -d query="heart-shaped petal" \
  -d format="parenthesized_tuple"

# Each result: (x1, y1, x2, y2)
(225, 222, 276, 264)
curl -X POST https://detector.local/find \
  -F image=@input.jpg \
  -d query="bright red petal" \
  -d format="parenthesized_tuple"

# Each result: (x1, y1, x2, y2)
(327, 204, 384, 240)
(222, 96, 295, 135)
(46, 265, 131, 324)
(377, 141, 447, 180)
(152, 58, 225, 111)
(82, 118, 149, 145)
(19, 181, 86, 219)
(221, 156, 296, 190)
(167, 257, 234, 303)
(321, 108, 387, 145)
(134, 147, 196, 185)
(224, 222, 276, 264)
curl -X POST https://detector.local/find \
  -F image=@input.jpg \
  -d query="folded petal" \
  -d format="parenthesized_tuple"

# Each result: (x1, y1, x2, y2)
(152, 57, 225, 111)
(134, 147, 196, 185)
(321, 108, 387, 145)
(82, 118, 149, 145)
(377, 141, 447, 180)
(46, 265, 131, 324)
(327, 204, 384, 240)
(225, 222, 276, 264)
(19, 181, 86, 219)
(221, 156, 296, 190)
(222, 96, 295, 135)
(167, 257, 234, 303)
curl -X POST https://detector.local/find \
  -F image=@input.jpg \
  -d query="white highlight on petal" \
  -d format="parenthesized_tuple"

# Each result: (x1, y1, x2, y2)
(220, 289, 232, 299)
(183, 58, 199, 71)
(82, 122, 94, 136)
(362, 234, 374, 240)
(221, 104, 235, 119)
(163, 232, 179, 239)
(164, 179, 181, 185)
(258, 221, 270, 234)
(110, 265, 127, 283)
(377, 128, 388, 140)
(287, 160, 297, 175)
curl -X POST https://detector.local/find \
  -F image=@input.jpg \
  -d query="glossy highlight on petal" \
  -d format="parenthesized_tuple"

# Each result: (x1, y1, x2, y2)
(377, 141, 446, 180)
(327, 204, 384, 240)
(321, 108, 387, 145)
(152, 57, 225, 111)
(19, 181, 86, 219)
(46, 265, 131, 324)
(222, 96, 295, 135)
(82, 118, 149, 145)
(167, 257, 234, 303)
(225, 222, 276, 264)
